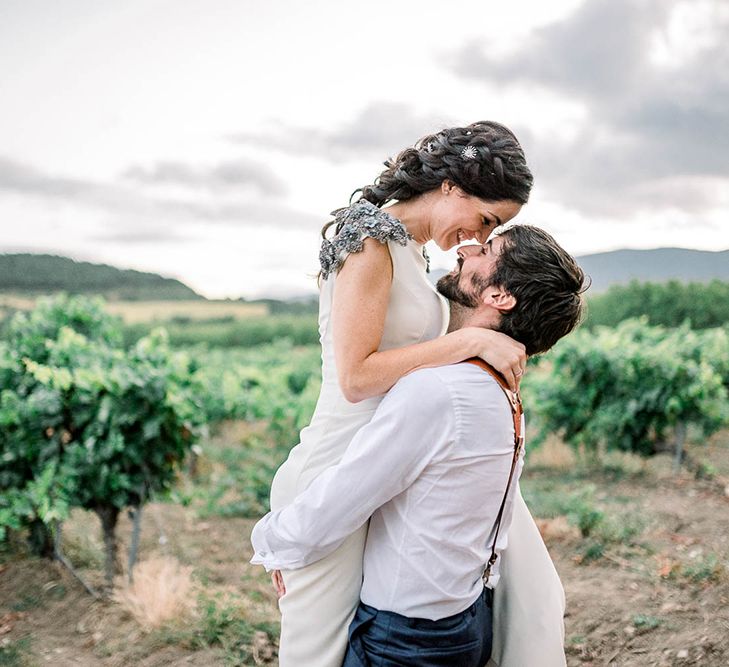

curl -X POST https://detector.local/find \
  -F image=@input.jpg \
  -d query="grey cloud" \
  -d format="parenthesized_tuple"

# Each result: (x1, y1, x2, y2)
(450, 0, 729, 216)
(0, 156, 117, 201)
(86, 199, 323, 244)
(0, 156, 162, 215)
(230, 103, 455, 162)
(156, 199, 323, 229)
(88, 228, 194, 244)
(453, 0, 670, 100)
(0, 156, 321, 237)
(123, 158, 286, 196)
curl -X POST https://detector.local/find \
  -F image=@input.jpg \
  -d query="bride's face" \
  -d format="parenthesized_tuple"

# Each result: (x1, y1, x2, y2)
(430, 185, 522, 251)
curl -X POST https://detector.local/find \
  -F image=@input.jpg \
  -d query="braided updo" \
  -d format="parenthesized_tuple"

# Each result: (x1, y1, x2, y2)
(322, 121, 532, 241)
(356, 120, 532, 208)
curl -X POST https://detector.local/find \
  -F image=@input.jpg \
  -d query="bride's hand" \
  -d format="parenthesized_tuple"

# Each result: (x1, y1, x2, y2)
(463, 328, 527, 391)
(271, 569, 286, 598)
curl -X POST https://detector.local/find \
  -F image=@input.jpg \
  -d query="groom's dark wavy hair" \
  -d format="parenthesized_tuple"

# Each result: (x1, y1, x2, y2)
(322, 121, 533, 239)
(486, 225, 588, 355)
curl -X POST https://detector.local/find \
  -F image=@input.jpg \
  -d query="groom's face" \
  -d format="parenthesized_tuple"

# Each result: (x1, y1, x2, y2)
(436, 235, 507, 308)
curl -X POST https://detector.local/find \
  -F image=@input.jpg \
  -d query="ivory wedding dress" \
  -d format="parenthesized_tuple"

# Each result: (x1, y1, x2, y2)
(267, 201, 566, 667)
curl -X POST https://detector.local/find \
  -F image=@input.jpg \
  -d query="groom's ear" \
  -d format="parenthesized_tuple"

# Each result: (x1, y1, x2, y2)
(481, 286, 516, 313)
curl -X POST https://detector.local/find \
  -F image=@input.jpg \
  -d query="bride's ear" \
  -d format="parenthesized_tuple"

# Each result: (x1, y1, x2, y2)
(441, 179, 462, 196)
(482, 288, 516, 313)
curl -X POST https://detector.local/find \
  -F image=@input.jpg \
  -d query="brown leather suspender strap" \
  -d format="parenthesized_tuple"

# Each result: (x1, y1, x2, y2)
(464, 358, 524, 586)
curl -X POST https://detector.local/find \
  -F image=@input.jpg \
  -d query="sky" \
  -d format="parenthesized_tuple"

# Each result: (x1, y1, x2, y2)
(1, 0, 727, 299)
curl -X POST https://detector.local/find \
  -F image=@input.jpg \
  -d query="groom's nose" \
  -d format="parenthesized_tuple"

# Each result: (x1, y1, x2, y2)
(457, 244, 482, 260)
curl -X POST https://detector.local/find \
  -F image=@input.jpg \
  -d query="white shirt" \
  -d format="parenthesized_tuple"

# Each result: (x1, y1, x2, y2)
(250, 362, 524, 621)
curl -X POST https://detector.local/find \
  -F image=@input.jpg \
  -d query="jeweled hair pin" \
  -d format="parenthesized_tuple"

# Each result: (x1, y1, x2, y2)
(461, 145, 478, 160)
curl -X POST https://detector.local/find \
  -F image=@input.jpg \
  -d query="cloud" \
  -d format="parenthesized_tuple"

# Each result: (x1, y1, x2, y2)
(154, 199, 322, 229)
(452, 0, 670, 100)
(88, 229, 193, 244)
(122, 158, 287, 196)
(449, 0, 729, 216)
(0, 156, 321, 239)
(230, 102, 455, 162)
(0, 156, 126, 205)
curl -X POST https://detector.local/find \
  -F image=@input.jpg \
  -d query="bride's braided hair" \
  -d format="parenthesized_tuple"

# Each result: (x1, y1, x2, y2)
(323, 121, 533, 238)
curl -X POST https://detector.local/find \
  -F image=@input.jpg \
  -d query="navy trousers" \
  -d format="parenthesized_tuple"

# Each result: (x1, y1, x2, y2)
(342, 588, 493, 667)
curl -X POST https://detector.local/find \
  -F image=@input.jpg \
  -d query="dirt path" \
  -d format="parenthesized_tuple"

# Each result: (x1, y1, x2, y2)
(2, 442, 728, 666)
(554, 472, 729, 666)
(0, 507, 273, 666)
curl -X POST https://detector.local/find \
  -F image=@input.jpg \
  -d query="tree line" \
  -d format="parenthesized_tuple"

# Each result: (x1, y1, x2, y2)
(585, 280, 729, 329)
(0, 254, 200, 300)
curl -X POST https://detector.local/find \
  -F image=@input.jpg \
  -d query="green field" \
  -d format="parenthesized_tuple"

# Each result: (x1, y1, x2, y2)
(1, 294, 729, 666)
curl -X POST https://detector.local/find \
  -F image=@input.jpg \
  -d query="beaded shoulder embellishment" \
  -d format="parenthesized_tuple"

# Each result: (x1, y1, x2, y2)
(319, 200, 412, 279)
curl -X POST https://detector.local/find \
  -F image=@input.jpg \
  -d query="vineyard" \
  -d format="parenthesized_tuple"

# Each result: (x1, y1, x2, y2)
(1, 294, 729, 665)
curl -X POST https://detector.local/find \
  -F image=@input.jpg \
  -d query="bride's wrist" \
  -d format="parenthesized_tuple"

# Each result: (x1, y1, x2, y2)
(450, 328, 482, 359)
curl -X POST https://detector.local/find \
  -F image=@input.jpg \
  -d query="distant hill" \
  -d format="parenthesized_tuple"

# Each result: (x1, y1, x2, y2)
(0, 253, 202, 301)
(576, 248, 729, 292)
(4, 248, 727, 303)
(430, 248, 729, 293)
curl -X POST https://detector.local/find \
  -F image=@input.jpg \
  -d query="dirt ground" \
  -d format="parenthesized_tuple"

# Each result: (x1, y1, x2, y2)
(551, 464, 729, 665)
(0, 506, 266, 666)
(2, 434, 728, 666)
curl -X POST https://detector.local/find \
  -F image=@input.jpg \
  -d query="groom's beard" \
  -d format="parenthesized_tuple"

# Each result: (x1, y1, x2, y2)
(436, 270, 481, 308)
(436, 270, 480, 333)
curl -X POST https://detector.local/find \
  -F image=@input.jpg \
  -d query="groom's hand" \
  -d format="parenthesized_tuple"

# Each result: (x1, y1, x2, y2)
(271, 569, 286, 598)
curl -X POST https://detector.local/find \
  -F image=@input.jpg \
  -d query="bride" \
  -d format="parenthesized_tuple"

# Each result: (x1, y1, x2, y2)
(265, 121, 566, 666)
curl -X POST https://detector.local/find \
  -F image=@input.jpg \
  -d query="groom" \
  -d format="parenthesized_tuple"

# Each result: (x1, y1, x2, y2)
(251, 224, 585, 666)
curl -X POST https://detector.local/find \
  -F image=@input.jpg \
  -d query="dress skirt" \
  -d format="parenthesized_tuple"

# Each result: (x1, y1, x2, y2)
(277, 526, 368, 667)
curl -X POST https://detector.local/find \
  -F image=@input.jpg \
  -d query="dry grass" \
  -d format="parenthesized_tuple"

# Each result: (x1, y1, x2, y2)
(113, 556, 197, 631)
(528, 437, 648, 476)
(105, 300, 268, 323)
(60, 510, 105, 568)
(0, 295, 268, 323)
(0, 294, 36, 310)
(211, 419, 268, 443)
(599, 448, 648, 475)
(529, 436, 577, 469)
(536, 515, 580, 542)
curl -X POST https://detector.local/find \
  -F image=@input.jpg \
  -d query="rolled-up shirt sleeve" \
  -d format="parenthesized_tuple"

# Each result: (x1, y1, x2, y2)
(249, 371, 455, 571)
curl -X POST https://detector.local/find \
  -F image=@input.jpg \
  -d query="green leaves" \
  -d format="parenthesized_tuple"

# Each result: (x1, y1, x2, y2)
(190, 341, 321, 432)
(0, 461, 71, 541)
(586, 280, 729, 330)
(0, 295, 204, 548)
(179, 342, 322, 518)
(525, 318, 729, 457)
